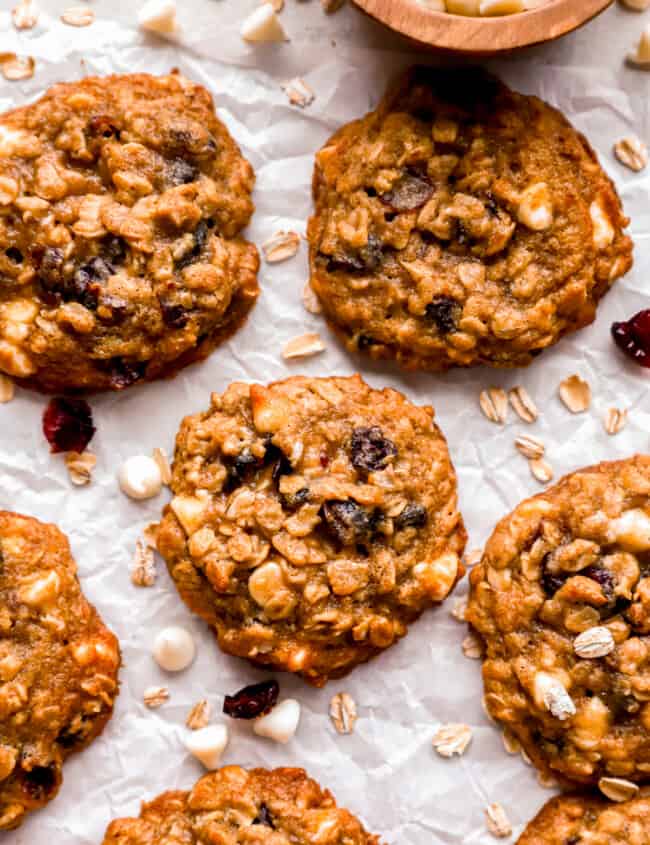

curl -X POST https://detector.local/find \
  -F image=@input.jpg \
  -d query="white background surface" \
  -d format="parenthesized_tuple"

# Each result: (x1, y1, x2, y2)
(2, 1, 650, 842)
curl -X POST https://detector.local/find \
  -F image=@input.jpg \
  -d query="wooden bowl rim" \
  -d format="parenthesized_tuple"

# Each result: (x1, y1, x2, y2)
(351, 0, 613, 52)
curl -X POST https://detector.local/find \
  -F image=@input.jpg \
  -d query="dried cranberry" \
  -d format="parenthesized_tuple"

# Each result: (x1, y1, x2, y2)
(350, 426, 397, 474)
(395, 503, 428, 529)
(224, 448, 259, 490)
(34, 246, 65, 292)
(425, 296, 461, 335)
(582, 564, 615, 599)
(5, 247, 23, 263)
(223, 680, 279, 720)
(104, 358, 147, 390)
(176, 221, 209, 270)
(325, 233, 383, 274)
(167, 158, 199, 186)
(380, 171, 433, 212)
(356, 334, 377, 350)
(102, 235, 127, 265)
(43, 398, 95, 454)
(279, 487, 309, 511)
(160, 301, 189, 329)
(612, 310, 650, 368)
(321, 500, 377, 546)
(319, 451, 329, 468)
(87, 114, 120, 140)
(22, 764, 59, 799)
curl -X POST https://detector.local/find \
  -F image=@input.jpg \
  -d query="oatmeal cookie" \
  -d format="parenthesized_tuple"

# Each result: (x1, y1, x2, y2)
(308, 67, 632, 370)
(157, 374, 466, 686)
(467, 456, 650, 786)
(0, 511, 120, 829)
(518, 793, 650, 844)
(102, 766, 382, 845)
(0, 72, 259, 392)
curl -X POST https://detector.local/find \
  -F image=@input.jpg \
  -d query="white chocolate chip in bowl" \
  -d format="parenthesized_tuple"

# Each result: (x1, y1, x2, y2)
(186, 724, 229, 769)
(118, 455, 163, 500)
(153, 626, 196, 672)
(253, 699, 301, 743)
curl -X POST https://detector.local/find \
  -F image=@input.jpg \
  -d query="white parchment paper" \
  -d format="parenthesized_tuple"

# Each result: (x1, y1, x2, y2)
(2, 2, 650, 842)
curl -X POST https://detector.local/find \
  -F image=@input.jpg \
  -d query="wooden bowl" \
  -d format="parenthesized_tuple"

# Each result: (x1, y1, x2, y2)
(351, 0, 613, 53)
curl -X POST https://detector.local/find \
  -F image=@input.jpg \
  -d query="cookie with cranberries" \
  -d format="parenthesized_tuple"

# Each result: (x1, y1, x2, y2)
(0, 72, 259, 392)
(467, 455, 650, 786)
(0, 511, 120, 829)
(102, 766, 382, 845)
(157, 375, 466, 686)
(517, 793, 650, 844)
(308, 67, 632, 371)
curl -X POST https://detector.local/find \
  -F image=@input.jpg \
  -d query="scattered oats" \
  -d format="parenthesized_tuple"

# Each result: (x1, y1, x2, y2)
(515, 434, 545, 460)
(142, 521, 160, 549)
(143, 685, 169, 709)
(0, 54, 34, 81)
(502, 728, 521, 754)
(0, 375, 14, 403)
(479, 387, 508, 424)
(574, 625, 615, 658)
(282, 332, 326, 359)
(65, 451, 96, 486)
(508, 386, 538, 423)
(322, 0, 346, 10)
(462, 631, 484, 659)
(614, 136, 648, 172)
(604, 407, 628, 436)
(599, 776, 640, 802)
(302, 282, 322, 314)
(263, 230, 301, 263)
(61, 5, 94, 26)
(131, 539, 156, 587)
(264, 0, 284, 10)
(465, 548, 483, 568)
(282, 77, 315, 108)
(186, 699, 211, 730)
(432, 723, 472, 758)
(329, 692, 357, 734)
(152, 447, 172, 485)
(538, 770, 560, 789)
(485, 803, 512, 839)
(530, 457, 554, 484)
(451, 597, 467, 622)
(12, 0, 38, 29)
(559, 374, 591, 413)
(534, 672, 576, 720)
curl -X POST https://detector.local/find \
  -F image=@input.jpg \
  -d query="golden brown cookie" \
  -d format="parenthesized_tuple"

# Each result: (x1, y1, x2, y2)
(308, 67, 632, 371)
(0, 72, 259, 392)
(517, 793, 650, 844)
(101, 766, 382, 845)
(157, 374, 466, 686)
(0, 511, 120, 830)
(467, 456, 650, 786)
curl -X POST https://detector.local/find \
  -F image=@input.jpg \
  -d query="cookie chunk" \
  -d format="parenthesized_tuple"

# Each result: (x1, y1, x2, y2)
(0, 512, 120, 829)
(0, 73, 259, 392)
(467, 456, 650, 786)
(157, 374, 466, 686)
(518, 794, 650, 844)
(102, 766, 382, 845)
(308, 67, 632, 371)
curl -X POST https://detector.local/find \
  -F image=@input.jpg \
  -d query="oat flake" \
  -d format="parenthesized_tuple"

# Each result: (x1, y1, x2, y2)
(282, 332, 326, 359)
(502, 728, 521, 755)
(451, 597, 467, 622)
(152, 447, 172, 485)
(144, 686, 169, 708)
(61, 5, 94, 26)
(515, 434, 545, 460)
(598, 776, 640, 802)
(0, 54, 34, 81)
(12, 0, 38, 30)
(485, 803, 512, 839)
(282, 77, 315, 108)
(479, 387, 507, 424)
(508, 385, 538, 423)
(432, 723, 472, 758)
(530, 457, 554, 484)
(302, 282, 322, 314)
(329, 692, 357, 734)
(263, 230, 301, 263)
(462, 632, 484, 659)
(604, 407, 627, 435)
(573, 625, 615, 658)
(65, 451, 96, 486)
(0, 375, 15, 403)
(131, 540, 156, 587)
(559, 374, 591, 413)
(186, 699, 211, 730)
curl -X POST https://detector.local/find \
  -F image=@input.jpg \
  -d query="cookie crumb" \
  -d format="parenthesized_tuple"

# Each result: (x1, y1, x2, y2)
(282, 78, 315, 108)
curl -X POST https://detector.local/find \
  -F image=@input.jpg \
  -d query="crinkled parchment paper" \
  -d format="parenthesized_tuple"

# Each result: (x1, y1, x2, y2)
(2, 2, 650, 842)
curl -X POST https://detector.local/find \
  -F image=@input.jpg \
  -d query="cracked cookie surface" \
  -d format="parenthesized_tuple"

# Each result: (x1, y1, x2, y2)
(308, 67, 632, 371)
(467, 456, 650, 786)
(517, 793, 650, 844)
(102, 766, 382, 845)
(157, 374, 466, 686)
(0, 511, 120, 830)
(0, 72, 259, 392)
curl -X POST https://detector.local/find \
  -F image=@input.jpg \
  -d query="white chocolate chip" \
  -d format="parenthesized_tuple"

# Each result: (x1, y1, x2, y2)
(19, 570, 60, 607)
(185, 724, 229, 769)
(533, 672, 576, 720)
(612, 508, 650, 552)
(516, 182, 553, 231)
(118, 455, 163, 500)
(628, 25, 650, 66)
(241, 3, 288, 42)
(589, 201, 615, 249)
(253, 699, 301, 744)
(413, 553, 459, 601)
(153, 626, 196, 672)
(138, 0, 178, 34)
